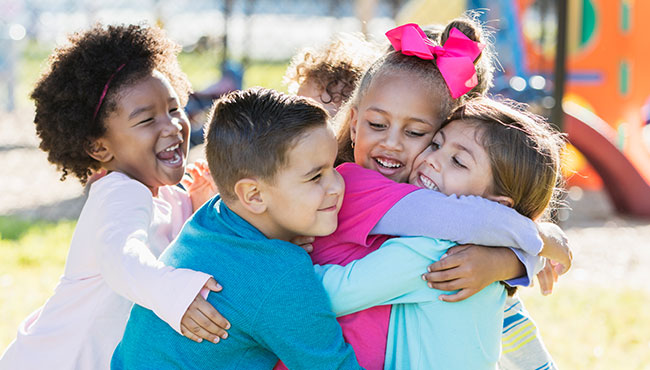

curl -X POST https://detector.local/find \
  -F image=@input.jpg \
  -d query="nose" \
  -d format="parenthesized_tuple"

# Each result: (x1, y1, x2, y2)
(161, 115, 184, 137)
(327, 169, 345, 197)
(380, 127, 403, 152)
(424, 148, 441, 172)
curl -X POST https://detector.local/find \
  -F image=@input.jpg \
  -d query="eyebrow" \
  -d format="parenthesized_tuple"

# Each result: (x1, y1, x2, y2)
(128, 105, 154, 120)
(366, 106, 433, 126)
(440, 130, 476, 163)
(303, 164, 326, 178)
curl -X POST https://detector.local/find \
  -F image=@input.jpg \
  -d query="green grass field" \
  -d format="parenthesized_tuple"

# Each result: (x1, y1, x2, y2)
(1, 217, 649, 369)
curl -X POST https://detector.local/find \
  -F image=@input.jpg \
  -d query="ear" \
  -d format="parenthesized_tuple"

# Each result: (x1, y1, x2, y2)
(487, 195, 514, 208)
(349, 107, 359, 143)
(233, 178, 267, 214)
(85, 139, 114, 163)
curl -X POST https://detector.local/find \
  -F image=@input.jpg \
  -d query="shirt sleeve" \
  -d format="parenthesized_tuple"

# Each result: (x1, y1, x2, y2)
(253, 262, 362, 370)
(314, 237, 456, 316)
(94, 178, 210, 334)
(372, 189, 544, 286)
(333, 163, 417, 246)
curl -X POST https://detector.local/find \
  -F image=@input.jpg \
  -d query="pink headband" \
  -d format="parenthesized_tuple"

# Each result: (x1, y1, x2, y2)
(385, 24, 485, 99)
(92, 63, 126, 122)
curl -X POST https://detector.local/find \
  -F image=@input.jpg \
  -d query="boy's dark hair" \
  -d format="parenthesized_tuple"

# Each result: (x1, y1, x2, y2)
(31, 23, 191, 184)
(205, 87, 329, 202)
(335, 13, 495, 165)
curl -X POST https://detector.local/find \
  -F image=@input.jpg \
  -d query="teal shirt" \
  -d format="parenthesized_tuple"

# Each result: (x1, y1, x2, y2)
(112, 196, 361, 370)
(314, 236, 506, 370)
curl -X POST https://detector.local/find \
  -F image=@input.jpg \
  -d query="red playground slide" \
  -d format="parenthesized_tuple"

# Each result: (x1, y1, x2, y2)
(563, 102, 650, 218)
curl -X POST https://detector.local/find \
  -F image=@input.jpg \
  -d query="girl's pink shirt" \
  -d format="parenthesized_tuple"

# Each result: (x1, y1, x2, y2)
(312, 163, 417, 370)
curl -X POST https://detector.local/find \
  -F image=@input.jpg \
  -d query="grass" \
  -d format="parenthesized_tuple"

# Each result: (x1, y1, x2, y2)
(1, 216, 649, 368)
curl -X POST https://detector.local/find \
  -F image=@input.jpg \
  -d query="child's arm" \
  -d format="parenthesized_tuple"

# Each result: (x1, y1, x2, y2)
(95, 177, 229, 343)
(314, 237, 457, 316)
(181, 159, 218, 212)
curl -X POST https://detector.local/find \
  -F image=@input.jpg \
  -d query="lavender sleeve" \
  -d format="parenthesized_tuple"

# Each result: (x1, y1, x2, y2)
(370, 189, 543, 286)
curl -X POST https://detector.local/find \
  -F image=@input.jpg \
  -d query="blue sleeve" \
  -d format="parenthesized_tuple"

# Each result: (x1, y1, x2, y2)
(371, 189, 544, 286)
(253, 262, 361, 370)
(314, 237, 456, 316)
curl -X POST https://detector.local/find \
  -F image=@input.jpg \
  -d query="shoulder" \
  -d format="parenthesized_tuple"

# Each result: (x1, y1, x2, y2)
(89, 172, 152, 202)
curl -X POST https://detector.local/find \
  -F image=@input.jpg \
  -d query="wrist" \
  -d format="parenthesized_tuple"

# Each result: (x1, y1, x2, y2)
(495, 248, 526, 281)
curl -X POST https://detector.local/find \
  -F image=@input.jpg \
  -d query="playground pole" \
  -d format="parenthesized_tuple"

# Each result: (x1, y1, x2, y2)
(551, 0, 568, 130)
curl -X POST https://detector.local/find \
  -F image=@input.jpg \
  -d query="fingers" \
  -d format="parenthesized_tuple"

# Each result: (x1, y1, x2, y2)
(444, 244, 472, 257)
(181, 315, 223, 344)
(204, 277, 223, 292)
(426, 254, 461, 273)
(180, 321, 203, 343)
(437, 288, 474, 303)
(290, 236, 315, 253)
(537, 263, 554, 296)
(181, 174, 193, 189)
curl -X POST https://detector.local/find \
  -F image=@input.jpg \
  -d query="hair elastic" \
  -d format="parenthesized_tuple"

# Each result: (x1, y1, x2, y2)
(92, 63, 126, 122)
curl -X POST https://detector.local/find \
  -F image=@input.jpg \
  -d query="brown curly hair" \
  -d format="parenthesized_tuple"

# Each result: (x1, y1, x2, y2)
(283, 33, 382, 106)
(31, 23, 192, 184)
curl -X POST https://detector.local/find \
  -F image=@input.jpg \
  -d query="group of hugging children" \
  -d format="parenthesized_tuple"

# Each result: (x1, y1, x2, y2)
(1, 13, 573, 370)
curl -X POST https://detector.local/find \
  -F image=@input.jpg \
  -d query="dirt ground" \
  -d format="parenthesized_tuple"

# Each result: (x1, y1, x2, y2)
(2, 109, 649, 291)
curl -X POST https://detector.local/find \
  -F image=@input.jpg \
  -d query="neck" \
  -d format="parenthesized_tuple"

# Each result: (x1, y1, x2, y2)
(227, 201, 293, 241)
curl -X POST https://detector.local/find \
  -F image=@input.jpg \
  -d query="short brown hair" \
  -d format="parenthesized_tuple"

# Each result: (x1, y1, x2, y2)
(205, 88, 329, 202)
(335, 14, 496, 165)
(445, 98, 566, 220)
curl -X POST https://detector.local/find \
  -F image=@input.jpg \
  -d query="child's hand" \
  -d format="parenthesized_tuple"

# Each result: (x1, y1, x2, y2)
(182, 159, 218, 212)
(180, 277, 231, 343)
(290, 236, 315, 253)
(535, 258, 559, 295)
(423, 245, 518, 302)
(536, 222, 572, 275)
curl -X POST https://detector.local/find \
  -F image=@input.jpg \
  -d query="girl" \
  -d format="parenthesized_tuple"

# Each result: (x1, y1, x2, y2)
(284, 19, 569, 369)
(284, 32, 382, 117)
(316, 97, 566, 369)
(0, 24, 229, 369)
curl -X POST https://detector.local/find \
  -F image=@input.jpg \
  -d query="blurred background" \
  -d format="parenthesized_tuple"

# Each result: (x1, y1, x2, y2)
(1, 0, 649, 368)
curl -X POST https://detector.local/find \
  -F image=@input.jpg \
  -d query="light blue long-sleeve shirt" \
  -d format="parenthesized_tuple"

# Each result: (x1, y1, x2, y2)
(315, 236, 506, 370)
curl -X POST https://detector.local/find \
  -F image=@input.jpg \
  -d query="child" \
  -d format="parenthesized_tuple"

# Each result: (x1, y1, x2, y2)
(315, 97, 566, 369)
(111, 88, 361, 369)
(284, 32, 382, 117)
(282, 20, 568, 369)
(0, 24, 230, 370)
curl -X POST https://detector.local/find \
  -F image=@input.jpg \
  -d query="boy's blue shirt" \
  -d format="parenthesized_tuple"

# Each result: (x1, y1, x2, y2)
(111, 195, 361, 370)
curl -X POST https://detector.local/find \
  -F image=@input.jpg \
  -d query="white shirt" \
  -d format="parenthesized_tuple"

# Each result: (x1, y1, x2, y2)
(0, 172, 210, 370)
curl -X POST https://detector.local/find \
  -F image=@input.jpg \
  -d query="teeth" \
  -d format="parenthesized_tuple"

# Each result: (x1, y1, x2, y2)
(419, 175, 439, 191)
(163, 144, 180, 152)
(375, 158, 402, 168)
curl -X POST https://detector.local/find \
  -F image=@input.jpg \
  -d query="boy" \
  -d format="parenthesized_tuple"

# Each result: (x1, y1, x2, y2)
(111, 88, 360, 369)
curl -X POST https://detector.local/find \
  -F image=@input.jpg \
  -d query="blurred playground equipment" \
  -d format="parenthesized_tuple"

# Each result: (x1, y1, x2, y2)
(398, 0, 650, 217)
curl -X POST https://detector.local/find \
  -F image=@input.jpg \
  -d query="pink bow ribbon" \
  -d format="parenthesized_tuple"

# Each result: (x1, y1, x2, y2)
(385, 23, 485, 99)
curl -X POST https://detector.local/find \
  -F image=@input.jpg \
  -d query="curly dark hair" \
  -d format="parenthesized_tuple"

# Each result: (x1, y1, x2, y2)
(31, 23, 192, 184)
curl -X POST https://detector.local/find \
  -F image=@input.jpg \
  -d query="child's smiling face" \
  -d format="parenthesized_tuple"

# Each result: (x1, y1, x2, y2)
(98, 70, 190, 195)
(350, 70, 443, 183)
(409, 119, 493, 198)
(260, 125, 345, 241)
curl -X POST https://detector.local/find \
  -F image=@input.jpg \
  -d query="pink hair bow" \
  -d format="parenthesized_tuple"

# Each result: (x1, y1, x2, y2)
(385, 23, 485, 99)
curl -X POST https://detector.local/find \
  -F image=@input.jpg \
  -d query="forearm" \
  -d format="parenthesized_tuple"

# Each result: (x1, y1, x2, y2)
(314, 237, 451, 315)
(372, 189, 543, 255)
